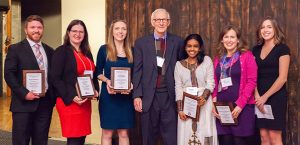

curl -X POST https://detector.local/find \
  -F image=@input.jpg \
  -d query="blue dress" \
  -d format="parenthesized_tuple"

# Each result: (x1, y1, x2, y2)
(96, 45, 134, 129)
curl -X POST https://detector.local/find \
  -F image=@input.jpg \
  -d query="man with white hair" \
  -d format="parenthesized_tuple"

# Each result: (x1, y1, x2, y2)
(133, 8, 184, 145)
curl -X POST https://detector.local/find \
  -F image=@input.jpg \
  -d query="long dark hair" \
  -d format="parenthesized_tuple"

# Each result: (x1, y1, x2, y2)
(182, 34, 205, 64)
(256, 16, 286, 45)
(63, 19, 90, 55)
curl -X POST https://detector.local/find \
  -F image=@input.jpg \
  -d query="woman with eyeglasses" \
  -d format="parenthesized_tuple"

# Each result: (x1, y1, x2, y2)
(51, 20, 99, 145)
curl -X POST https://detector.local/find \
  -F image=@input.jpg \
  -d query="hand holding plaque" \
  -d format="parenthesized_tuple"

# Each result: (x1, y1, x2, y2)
(111, 67, 131, 93)
(23, 70, 45, 96)
(75, 75, 96, 99)
(213, 102, 238, 125)
(105, 79, 116, 94)
(183, 92, 200, 121)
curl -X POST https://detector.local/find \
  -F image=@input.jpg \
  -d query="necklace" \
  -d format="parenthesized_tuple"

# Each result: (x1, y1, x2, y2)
(116, 47, 126, 57)
(186, 59, 198, 71)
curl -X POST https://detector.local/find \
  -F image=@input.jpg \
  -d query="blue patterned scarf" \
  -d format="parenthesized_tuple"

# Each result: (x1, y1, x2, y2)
(219, 51, 240, 90)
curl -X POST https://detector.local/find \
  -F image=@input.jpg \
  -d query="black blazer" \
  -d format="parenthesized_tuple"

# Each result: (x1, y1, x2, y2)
(4, 39, 54, 112)
(132, 33, 184, 112)
(51, 44, 99, 105)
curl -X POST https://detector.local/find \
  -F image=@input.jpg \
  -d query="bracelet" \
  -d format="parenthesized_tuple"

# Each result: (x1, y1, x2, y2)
(201, 89, 211, 101)
(176, 100, 183, 112)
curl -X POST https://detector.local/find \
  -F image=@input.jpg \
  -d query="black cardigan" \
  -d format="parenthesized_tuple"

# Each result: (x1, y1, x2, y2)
(51, 44, 99, 105)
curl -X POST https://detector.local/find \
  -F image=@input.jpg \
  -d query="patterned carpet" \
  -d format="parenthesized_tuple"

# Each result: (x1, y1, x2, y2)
(0, 130, 95, 145)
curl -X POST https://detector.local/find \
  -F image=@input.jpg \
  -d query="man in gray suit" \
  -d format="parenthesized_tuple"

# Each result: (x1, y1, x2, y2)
(133, 8, 184, 145)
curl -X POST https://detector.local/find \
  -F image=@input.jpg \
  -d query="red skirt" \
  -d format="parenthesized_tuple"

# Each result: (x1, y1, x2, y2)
(56, 97, 92, 137)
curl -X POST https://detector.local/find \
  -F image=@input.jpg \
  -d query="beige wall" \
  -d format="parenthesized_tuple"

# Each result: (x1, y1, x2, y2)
(21, 14, 63, 48)
(20, 0, 62, 49)
(62, 0, 106, 60)
(3, 2, 105, 142)
(11, 0, 21, 44)
(42, 15, 62, 48)
(61, 1, 105, 144)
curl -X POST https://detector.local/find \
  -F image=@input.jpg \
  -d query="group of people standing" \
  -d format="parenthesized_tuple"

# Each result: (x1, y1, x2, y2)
(4, 8, 290, 145)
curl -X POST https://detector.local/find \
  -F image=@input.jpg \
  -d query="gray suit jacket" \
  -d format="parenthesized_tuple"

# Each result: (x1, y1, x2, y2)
(132, 33, 184, 112)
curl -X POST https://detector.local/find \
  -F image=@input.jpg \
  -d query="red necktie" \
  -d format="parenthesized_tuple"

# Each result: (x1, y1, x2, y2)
(160, 38, 165, 54)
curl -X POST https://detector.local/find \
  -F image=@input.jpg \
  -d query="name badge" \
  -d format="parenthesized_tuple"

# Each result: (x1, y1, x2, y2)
(84, 70, 93, 79)
(185, 87, 198, 96)
(156, 56, 165, 67)
(220, 77, 232, 88)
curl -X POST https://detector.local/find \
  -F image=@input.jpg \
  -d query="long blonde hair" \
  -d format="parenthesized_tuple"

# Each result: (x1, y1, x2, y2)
(106, 20, 133, 63)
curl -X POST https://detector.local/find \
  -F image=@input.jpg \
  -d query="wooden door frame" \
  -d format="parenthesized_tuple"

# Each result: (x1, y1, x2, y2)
(3, 0, 11, 97)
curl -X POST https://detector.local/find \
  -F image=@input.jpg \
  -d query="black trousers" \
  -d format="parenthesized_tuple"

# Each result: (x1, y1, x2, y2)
(141, 91, 178, 145)
(12, 97, 53, 145)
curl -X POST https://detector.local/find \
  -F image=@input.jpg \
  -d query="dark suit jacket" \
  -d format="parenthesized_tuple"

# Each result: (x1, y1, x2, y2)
(132, 33, 184, 112)
(51, 44, 99, 106)
(4, 39, 54, 112)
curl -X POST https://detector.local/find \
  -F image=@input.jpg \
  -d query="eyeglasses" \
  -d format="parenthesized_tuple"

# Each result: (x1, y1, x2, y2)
(70, 30, 84, 34)
(153, 18, 170, 23)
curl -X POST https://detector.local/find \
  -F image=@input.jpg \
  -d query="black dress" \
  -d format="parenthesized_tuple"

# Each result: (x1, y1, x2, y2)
(252, 43, 290, 130)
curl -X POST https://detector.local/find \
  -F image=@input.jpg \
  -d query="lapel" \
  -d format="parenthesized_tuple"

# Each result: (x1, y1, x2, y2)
(147, 33, 175, 69)
(42, 43, 51, 60)
(21, 39, 40, 69)
(145, 35, 157, 68)
(42, 43, 52, 73)
(67, 45, 78, 73)
(164, 33, 175, 69)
